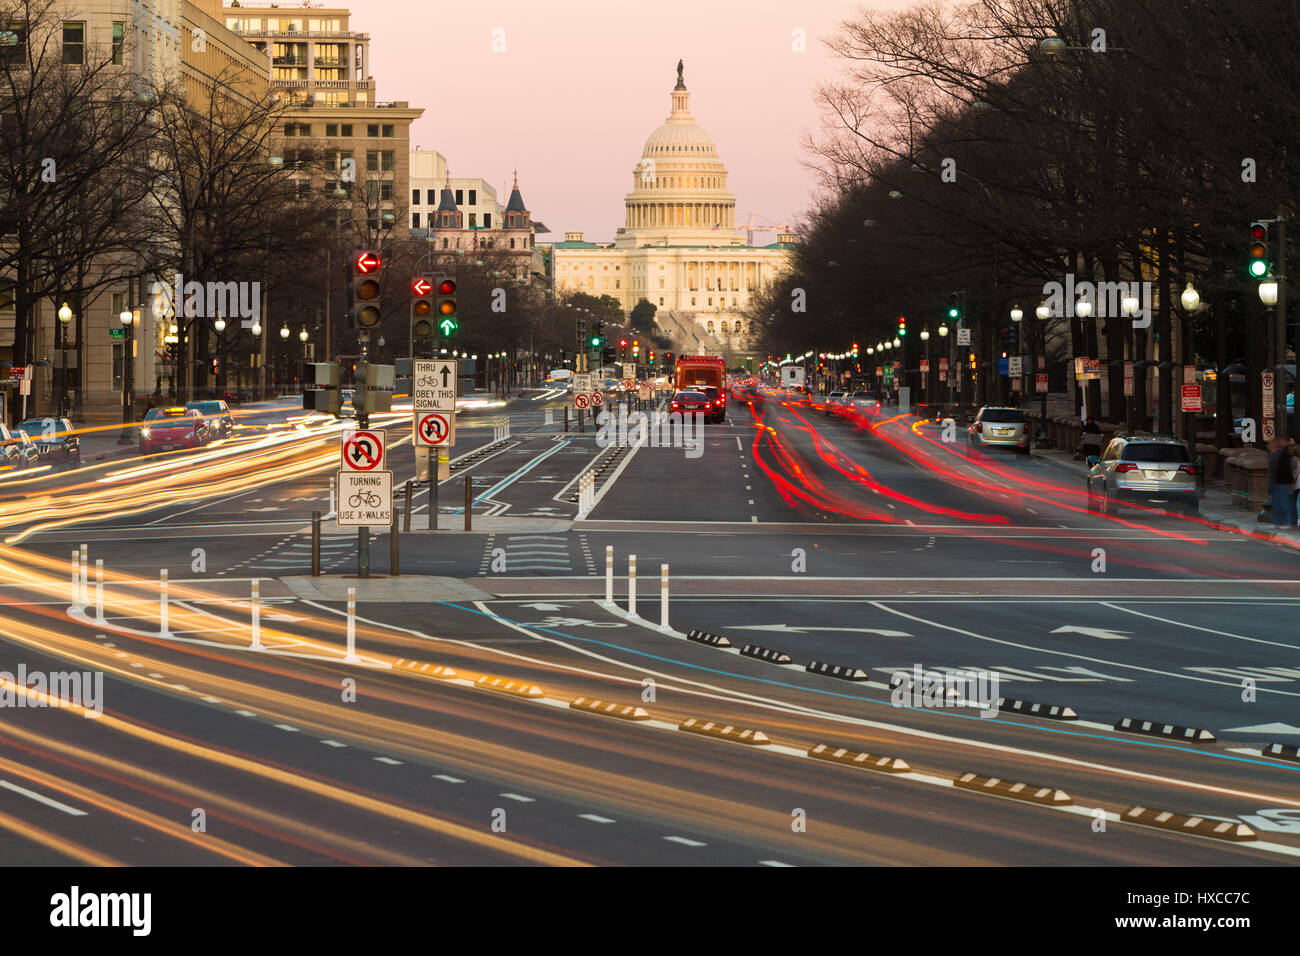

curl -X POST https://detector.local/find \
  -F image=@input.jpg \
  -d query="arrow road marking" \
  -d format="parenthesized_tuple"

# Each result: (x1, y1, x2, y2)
(519, 603, 570, 611)
(728, 624, 912, 637)
(1050, 625, 1131, 640)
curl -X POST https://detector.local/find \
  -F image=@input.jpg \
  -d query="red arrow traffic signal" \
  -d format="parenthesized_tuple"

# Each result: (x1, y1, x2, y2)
(354, 251, 381, 274)
(412, 277, 432, 296)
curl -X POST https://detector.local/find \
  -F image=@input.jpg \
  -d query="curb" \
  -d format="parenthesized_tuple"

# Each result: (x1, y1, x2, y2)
(953, 772, 1072, 806)
(807, 659, 870, 682)
(393, 658, 457, 680)
(997, 697, 1077, 720)
(570, 696, 651, 721)
(1263, 742, 1300, 762)
(678, 717, 770, 745)
(807, 743, 910, 773)
(475, 675, 544, 699)
(1114, 717, 1216, 743)
(685, 628, 732, 648)
(1121, 806, 1256, 842)
(740, 644, 793, 665)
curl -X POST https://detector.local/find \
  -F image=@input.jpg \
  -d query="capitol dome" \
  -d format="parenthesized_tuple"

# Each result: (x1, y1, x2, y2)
(617, 62, 742, 248)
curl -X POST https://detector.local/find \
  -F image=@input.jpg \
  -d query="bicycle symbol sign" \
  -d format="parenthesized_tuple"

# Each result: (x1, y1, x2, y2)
(336, 470, 392, 528)
(415, 411, 452, 446)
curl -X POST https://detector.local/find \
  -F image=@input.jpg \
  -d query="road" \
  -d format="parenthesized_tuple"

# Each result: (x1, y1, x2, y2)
(2, 386, 1299, 869)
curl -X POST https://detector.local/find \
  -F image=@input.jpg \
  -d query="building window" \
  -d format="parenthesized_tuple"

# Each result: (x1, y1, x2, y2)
(468, 189, 476, 205)
(442, 238, 449, 249)
(658, 279, 664, 289)
(707, 297, 713, 306)
(707, 321, 714, 332)
(380, 183, 393, 201)
(297, 124, 311, 137)
(454, 189, 463, 205)
(468, 213, 477, 228)
(658, 297, 664, 306)
(326, 123, 338, 137)
(366, 151, 378, 172)
(367, 124, 379, 137)
(382, 124, 394, 137)
(412, 212, 421, 228)
(615, 280, 621, 289)
(483, 213, 491, 228)
(112, 22, 125, 65)
(412, 189, 420, 205)
(341, 124, 353, 136)
(62, 21, 84, 64)
(381, 151, 394, 171)
(734, 321, 742, 333)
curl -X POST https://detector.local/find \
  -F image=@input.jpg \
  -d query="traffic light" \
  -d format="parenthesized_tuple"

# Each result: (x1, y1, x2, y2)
(632, 339, 640, 358)
(577, 314, 587, 348)
(619, 338, 628, 361)
(663, 351, 673, 369)
(969, 352, 977, 370)
(897, 315, 907, 337)
(411, 275, 435, 356)
(436, 275, 457, 337)
(350, 250, 382, 330)
(947, 293, 960, 321)
(647, 349, 655, 365)
(591, 320, 604, 349)
(852, 343, 859, 358)
(302, 361, 341, 415)
(1249, 221, 1271, 278)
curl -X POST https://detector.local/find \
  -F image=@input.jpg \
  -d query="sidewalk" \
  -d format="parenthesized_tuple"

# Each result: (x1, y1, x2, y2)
(1028, 444, 1300, 550)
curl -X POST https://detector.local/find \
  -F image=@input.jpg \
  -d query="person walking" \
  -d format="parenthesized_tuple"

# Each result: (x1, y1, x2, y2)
(1267, 438, 1296, 529)
(1290, 439, 1300, 529)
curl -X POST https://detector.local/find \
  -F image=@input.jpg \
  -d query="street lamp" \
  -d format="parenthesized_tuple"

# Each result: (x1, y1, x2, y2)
(1010, 305, 1023, 323)
(117, 309, 135, 443)
(1260, 280, 1279, 306)
(57, 303, 73, 417)
(1075, 296, 1092, 318)
(1036, 303, 1051, 321)
(1180, 281, 1201, 312)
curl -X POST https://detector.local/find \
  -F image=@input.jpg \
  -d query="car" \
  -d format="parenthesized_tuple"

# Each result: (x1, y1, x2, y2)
(670, 389, 712, 419)
(1086, 434, 1198, 515)
(185, 400, 234, 439)
(698, 385, 726, 423)
(0, 423, 40, 473)
(850, 391, 882, 417)
(139, 406, 210, 454)
(823, 390, 846, 416)
(14, 417, 80, 469)
(968, 406, 1029, 451)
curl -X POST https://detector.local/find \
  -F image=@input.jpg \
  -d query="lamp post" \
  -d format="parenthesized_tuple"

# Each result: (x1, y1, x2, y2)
(279, 325, 290, 392)
(214, 316, 227, 400)
(118, 309, 135, 443)
(920, 328, 931, 405)
(938, 323, 951, 409)
(299, 327, 309, 373)
(1036, 302, 1051, 434)
(249, 320, 262, 401)
(1010, 306, 1023, 407)
(57, 303, 73, 418)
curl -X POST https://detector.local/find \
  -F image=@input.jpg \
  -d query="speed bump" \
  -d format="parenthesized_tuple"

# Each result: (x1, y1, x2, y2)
(1122, 806, 1256, 842)
(997, 697, 1077, 720)
(1263, 742, 1300, 762)
(678, 717, 770, 745)
(394, 658, 457, 680)
(954, 772, 1072, 806)
(685, 629, 732, 648)
(807, 660, 870, 682)
(807, 743, 910, 773)
(474, 675, 544, 698)
(740, 644, 793, 665)
(1114, 717, 1216, 743)
(570, 696, 651, 720)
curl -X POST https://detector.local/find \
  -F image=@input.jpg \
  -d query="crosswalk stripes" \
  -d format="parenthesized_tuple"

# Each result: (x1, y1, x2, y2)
(481, 534, 574, 574)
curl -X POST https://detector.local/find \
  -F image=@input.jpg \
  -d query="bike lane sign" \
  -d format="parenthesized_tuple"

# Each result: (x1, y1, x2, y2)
(337, 470, 393, 528)
(413, 360, 457, 412)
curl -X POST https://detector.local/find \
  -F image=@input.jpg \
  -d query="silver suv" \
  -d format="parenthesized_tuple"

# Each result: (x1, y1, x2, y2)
(1086, 434, 1198, 515)
(968, 406, 1029, 451)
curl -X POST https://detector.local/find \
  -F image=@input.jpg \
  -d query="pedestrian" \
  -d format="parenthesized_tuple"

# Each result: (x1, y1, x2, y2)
(1267, 438, 1296, 528)
(1076, 415, 1103, 460)
(1290, 439, 1300, 528)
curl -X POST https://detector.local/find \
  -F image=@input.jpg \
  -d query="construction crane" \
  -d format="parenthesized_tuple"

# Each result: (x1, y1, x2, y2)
(737, 212, 792, 246)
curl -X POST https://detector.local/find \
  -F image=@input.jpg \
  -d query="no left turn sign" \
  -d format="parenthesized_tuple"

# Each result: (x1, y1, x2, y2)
(341, 429, 385, 471)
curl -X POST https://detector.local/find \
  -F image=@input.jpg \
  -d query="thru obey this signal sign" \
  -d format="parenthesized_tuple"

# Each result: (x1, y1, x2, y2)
(415, 411, 454, 446)
(341, 429, 385, 471)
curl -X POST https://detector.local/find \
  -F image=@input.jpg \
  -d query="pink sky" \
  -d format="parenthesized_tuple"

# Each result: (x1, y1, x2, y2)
(349, 0, 908, 241)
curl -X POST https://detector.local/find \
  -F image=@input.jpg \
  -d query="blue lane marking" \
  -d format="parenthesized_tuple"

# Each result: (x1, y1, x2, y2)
(446, 439, 573, 514)
(423, 601, 1300, 774)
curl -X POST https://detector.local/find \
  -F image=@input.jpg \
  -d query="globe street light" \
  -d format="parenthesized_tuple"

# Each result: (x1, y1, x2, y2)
(1036, 303, 1051, 321)
(893, 337, 901, 347)
(1180, 280, 1201, 312)
(118, 309, 136, 442)
(1010, 305, 1023, 323)
(938, 324, 949, 337)
(1075, 296, 1092, 318)
(213, 317, 226, 332)
(58, 303, 74, 417)
(1259, 279, 1279, 306)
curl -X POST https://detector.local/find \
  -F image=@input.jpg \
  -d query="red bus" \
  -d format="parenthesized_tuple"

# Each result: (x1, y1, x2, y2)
(674, 355, 727, 420)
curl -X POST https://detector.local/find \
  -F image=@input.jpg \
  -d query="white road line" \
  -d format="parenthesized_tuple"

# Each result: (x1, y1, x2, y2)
(234, 709, 257, 717)
(201, 696, 221, 703)
(579, 813, 616, 824)
(1102, 602, 1300, 652)
(374, 757, 403, 765)
(0, 780, 87, 816)
(433, 774, 465, 783)
(664, 836, 706, 847)
(320, 740, 347, 748)
(274, 723, 300, 732)
(758, 859, 795, 867)
(499, 792, 535, 802)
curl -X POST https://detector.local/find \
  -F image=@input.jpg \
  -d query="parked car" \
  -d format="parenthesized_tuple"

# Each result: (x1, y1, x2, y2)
(185, 400, 234, 439)
(968, 406, 1029, 451)
(14, 417, 80, 469)
(1086, 434, 1198, 515)
(0, 423, 40, 473)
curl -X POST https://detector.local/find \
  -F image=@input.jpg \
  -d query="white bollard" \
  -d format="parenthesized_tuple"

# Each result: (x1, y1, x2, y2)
(327, 476, 336, 519)
(627, 554, 638, 619)
(250, 579, 262, 650)
(345, 586, 359, 662)
(504, 419, 511, 439)
(70, 551, 80, 607)
(159, 569, 169, 636)
(660, 563, 669, 631)
(545, 410, 554, 426)
(604, 545, 614, 606)
(79, 544, 88, 605)
(95, 560, 104, 624)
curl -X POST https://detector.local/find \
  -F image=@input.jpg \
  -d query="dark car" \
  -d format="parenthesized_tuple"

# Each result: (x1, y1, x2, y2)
(185, 400, 234, 439)
(0, 423, 40, 473)
(698, 385, 726, 423)
(14, 417, 80, 469)
(670, 390, 712, 419)
(139, 406, 210, 454)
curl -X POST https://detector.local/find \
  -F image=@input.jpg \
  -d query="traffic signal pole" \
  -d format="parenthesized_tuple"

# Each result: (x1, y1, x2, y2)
(1277, 215, 1288, 443)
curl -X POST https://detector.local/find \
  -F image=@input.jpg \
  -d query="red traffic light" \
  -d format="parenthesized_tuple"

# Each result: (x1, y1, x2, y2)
(412, 277, 432, 296)
(438, 278, 456, 295)
(354, 251, 381, 274)
(619, 339, 627, 347)
(1251, 223, 1268, 241)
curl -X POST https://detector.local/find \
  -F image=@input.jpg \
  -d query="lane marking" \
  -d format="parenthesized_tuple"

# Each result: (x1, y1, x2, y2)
(320, 740, 347, 748)
(664, 836, 706, 847)
(274, 724, 300, 732)
(759, 859, 795, 867)
(500, 792, 535, 803)
(374, 757, 403, 765)
(0, 780, 87, 816)
(579, 813, 616, 824)
(434, 774, 465, 783)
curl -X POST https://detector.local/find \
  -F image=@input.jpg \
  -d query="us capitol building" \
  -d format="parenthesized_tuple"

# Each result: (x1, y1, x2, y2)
(551, 63, 793, 356)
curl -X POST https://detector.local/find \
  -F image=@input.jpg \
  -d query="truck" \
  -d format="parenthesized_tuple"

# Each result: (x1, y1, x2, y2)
(674, 355, 727, 420)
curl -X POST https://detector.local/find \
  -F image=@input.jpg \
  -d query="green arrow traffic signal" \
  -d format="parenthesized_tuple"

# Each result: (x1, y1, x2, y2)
(439, 317, 458, 337)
